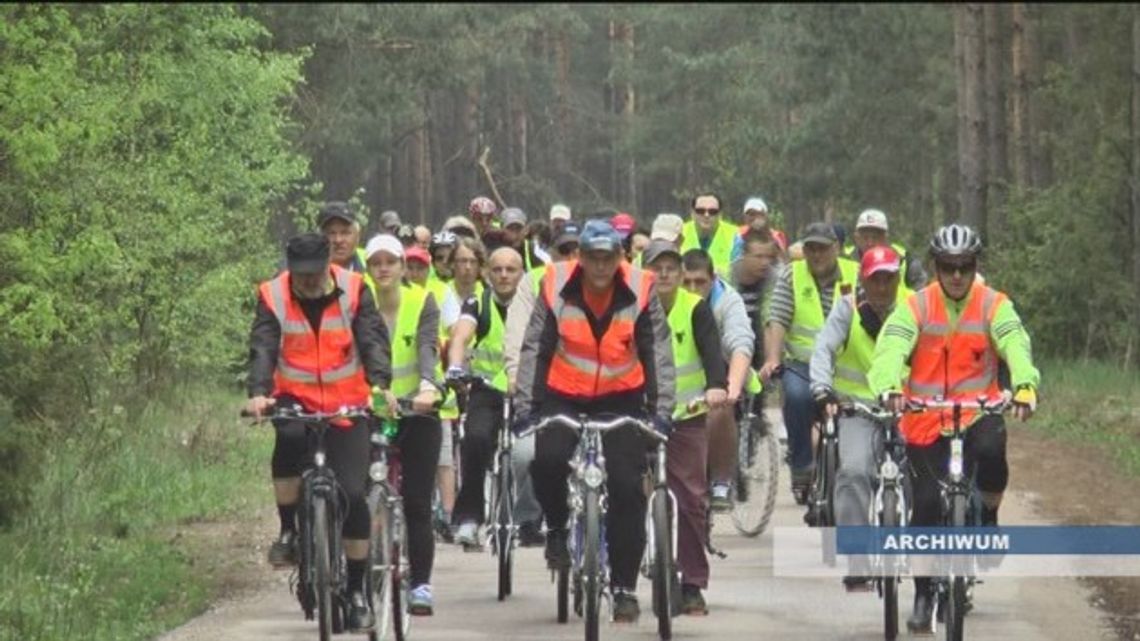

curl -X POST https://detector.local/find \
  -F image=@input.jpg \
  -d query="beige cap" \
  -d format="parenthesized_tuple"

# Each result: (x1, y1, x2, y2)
(650, 213, 684, 242)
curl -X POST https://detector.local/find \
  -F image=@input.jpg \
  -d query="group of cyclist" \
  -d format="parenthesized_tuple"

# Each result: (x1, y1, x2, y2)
(244, 190, 1041, 635)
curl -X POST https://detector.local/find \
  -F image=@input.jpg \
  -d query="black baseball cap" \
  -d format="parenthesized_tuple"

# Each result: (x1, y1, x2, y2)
(286, 232, 331, 274)
(317, 202, 354, 228)
(801, 222, 839, 246)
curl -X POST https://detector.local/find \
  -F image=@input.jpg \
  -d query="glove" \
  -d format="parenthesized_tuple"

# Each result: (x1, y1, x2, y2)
(1012, 385, 1037, 420)
(880, 391, 906, 414)
(445, 366, 466, 383)
(510, 412, 534, 437)
(813, 386, 837, 409)
(651, 415, 673, 438)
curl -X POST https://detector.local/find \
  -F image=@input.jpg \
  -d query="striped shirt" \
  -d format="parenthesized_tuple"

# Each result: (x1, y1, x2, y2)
(766, 262, 841, 331)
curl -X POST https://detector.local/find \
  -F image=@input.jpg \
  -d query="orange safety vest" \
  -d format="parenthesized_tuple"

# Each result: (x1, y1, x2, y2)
(541, 260, 654, 399)
(258, 265, 372, 421)
(900, 280, 1006, 446)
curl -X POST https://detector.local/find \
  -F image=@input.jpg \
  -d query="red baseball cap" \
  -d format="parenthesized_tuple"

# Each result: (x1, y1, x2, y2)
(860, 245, 901, 279)
(611, 212, 636, 238)
(405, 246, 431, 265)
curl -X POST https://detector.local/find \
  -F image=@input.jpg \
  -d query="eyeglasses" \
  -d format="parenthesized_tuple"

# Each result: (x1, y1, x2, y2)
(936, 261, 977, 276)
(694, 208, 720, 216)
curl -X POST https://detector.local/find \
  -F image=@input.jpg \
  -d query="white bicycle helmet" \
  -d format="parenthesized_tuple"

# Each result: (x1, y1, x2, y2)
(929, 223, 982, 258)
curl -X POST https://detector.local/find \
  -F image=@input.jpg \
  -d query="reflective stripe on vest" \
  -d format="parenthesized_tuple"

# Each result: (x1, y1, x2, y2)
(786, 258, 859, 363)
(542, 260, 653, 398)
(667, 288, 708, 420)
(259, 265, 371, 415)
(900, 281, 1005, 446)
(680, 219, 737, 280)
(833, 295, 876, 402)
(470, 289, 509, 393)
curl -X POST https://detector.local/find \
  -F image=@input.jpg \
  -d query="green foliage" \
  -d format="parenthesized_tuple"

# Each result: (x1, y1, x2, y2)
(0, 4, 309, 418)
(0, 389, 269, 641)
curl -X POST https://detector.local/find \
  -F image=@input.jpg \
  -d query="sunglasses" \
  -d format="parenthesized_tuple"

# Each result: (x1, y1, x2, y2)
(936, 261, 977, 276)
(694, 208, 720, 216)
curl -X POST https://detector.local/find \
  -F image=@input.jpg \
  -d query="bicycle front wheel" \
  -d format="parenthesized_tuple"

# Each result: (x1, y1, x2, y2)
(583, 487, 601, 641)
(945, 493, 968, 641)
(880, 487, 900, 640)
(496, 451, 515, 601)
(732, 418, 780, 537)
(651, 488, 674, 640)
(367, 485, 392, 641)
(313, 496, 334, 641)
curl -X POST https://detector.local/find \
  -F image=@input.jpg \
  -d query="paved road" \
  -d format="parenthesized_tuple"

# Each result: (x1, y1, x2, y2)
(161, 414, 1114, 641)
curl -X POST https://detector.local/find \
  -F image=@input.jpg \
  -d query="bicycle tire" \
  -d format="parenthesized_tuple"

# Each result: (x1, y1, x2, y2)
(557, 565, 570, 623)
(945, 492, 968, 641)
(732, 420, 780, 537)
(584, 487, 601, 641)
(367, 486, 393, 641)
(391, 512, 412, 641)
(822, 437, 839, 527)
(497, 451, 514, 601)
(881, 487, 900, 641)
(313, 497, 334, 641)
(651, 489, 673, 640)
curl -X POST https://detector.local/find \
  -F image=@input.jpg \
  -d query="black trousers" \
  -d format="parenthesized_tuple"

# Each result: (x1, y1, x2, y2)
(531, 422, 649, 590)
(393, 414, 443, 587)
(272, 418, 371, 540)
(906, 414, 1009, 529)
(454, 387, 505, 524)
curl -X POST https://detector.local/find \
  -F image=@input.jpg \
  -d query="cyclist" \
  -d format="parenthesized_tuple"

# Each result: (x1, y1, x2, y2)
(680, 249, 757, 512)
(680, 193, 737, 281)
(500, 207, 549, 271)
(867, 224, 1040, 633)
(445, 247, 528, 550)
(379, 210, 402, 235)
(642, 240, 728, 616)
(364, 234, 447, 616)
(730, 197, 788, 260)
(317, 202, 367, 273)
(425, 230, 459, 540)
(732, 230, 782, 373)
(404, 246, 432, 287)
(549, 203, 572, 238)
(808, 245, 906, 591)
(844, 209, 927, 290)
(245, 232, 392, 632)
(759, 223, 859, 503)
(469, 196, 500, 241)
(514, 219, 675, 624)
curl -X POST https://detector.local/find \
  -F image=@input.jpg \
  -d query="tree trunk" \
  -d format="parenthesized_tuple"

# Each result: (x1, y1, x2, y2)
(956, 4, 987, 230)
(1131, 3, 1140, 367)
(511, 88, 528, 176)
(460, 84, 481, 201)
(1011, 2, 1031, 190)
(984, 3, 1009, 236)
(553, 28, 571, 184)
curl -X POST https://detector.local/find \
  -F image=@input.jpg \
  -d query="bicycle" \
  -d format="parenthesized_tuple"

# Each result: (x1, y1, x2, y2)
(244, 403, 372, 641)
(520, 413, 675, 641)
(903, 395, 1010, 641)
(368, 395, 443, 641)
(834, 399, 909, 641)
(447, 373, 516, 602)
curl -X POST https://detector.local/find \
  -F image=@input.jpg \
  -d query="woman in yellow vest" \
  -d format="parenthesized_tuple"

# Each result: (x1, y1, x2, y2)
(364, 234, 446, 616)
(807, 246, 907, 593)
(680, 193, 738, 281)
(641, 240, 728, 616)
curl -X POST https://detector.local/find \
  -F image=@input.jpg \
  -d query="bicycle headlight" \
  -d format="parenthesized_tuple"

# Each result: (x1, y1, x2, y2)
(314, 451, 326, 467)
(949, 456, 963, 477)
(880, 459, 900, 481)
(369, 461, 387, 482)
(582, 463, 605, 489)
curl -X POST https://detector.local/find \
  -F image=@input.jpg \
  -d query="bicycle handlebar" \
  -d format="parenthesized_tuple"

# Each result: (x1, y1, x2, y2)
(240, 405, 373, 421)
(903, 395, 1011, 415)
(520, 413, 663, 442)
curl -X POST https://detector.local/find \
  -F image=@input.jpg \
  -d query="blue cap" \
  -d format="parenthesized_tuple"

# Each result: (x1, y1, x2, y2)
(578, 219, 622, 253)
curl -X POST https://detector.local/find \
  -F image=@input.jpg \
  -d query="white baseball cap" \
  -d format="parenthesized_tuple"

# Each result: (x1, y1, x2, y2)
(742, 197, 768, 214)
(856, 209, 889, 231)
(549, 204, 571, 221)
(365, 234, 404, 261)
(650, 213, 684, 242)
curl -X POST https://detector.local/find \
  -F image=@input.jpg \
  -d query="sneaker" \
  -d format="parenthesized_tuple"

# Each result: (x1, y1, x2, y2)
(709, 483, 732, 513)
(843, 576, 874, 593)
(790, 467, 814, 506)
(612, 590, 640, 623)
(435, 512, 455, 543)
(346, 590, 375, 631)
(267, 530, 297, 568)
(408, 584, 434, 616)
(680, 584, 708, 616)
(518, 520, 546, 547)
(455, 521, 482, 552)
(545, 528, 570, 571)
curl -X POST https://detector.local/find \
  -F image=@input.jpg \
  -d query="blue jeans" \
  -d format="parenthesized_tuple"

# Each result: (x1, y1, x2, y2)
(781, 361, 815, 471)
